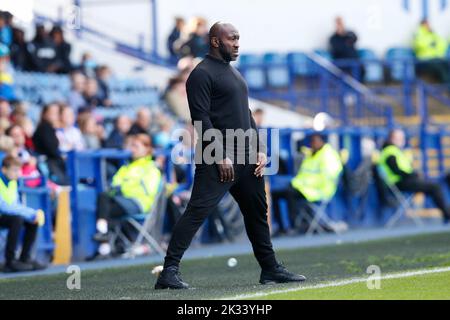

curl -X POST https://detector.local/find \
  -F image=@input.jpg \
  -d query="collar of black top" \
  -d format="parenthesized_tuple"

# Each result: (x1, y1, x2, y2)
(205, 54, 230, 65)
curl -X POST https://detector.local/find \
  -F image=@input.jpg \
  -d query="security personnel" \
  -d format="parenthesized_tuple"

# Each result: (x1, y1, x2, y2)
(413, 20, 449, 85)
(0, 155, 46, 272)
(379, 129, 450, 223)
(93, 134, 162, 256)
(272, 134, 343, 235)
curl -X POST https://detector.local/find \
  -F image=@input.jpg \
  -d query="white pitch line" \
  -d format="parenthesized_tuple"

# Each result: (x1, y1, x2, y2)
(222, 266, 450, 300)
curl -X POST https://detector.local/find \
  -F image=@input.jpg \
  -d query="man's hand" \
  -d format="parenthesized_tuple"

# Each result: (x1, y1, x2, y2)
(217, 157, 234, 182)
(254, 152, 267, 177)
(34, 209, 45, 227)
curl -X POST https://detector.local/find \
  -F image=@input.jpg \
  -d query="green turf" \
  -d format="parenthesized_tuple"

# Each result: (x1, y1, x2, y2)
(259, 270, 450, 300)
(1, 232, 450, 300)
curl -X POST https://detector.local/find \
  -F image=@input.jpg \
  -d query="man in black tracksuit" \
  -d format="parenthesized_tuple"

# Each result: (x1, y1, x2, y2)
(155, 22, 306, 289)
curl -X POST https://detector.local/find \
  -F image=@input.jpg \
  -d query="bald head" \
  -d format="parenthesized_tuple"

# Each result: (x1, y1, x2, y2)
(208, 22, 240, 62)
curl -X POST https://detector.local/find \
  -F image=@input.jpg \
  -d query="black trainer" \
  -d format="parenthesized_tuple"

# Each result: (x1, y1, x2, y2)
(3, 260, 34, 273)
(154, 266, 190, 290)
(260, 263, 306, 285)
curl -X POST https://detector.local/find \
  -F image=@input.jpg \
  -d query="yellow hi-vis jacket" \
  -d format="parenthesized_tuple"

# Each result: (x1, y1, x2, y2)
(291, 144, 343, 203)
(111, 156, 162, 213)
(378, 145, 414, 186)
(413, 25, 448, 60)
(0, 176, 38, 222)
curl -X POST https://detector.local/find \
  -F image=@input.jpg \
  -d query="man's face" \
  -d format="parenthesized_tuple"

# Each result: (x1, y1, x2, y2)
(217, 26, 240, 62)
(311, 136, 324, 152)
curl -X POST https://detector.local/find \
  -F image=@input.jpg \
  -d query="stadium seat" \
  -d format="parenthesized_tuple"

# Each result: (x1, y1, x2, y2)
(358, 48, 384, 83)
(385, 47, 416, 82)
(238, 54, 266, 90)
(287, 52, 313, 77)
(263, 53, 290, 88)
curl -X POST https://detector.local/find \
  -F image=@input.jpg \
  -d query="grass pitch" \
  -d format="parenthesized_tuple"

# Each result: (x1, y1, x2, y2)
(1, 232, 450, 300)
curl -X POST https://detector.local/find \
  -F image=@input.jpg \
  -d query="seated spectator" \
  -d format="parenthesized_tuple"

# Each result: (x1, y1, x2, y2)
(5, 125, 41, 187)
(167, 17, 185, 63)
(379, 129, 450, 224)
(93, 134, 162, 256)
(83, 77, 108, 108)
(95, 65, 112, 107)
(15, 116, 34, 151)
(68, 70, 87, 110)
(28, 24, 58, 73)
(271, 134, 343, 235)
(78, 113, 103, 149)
(164, 70, 191, 122)
(10, 28, 32, 71)
(49, 26, 72, 74)
(0, 97, 11, 120)
(56, 104, 85, 152)
(329, 17, 362, 78)
(32, 103, 69, 185)
(0, 117, 10, 136)
(252, 108, 265, 128)
(0, 155, 46, 272)
(179, 17, 208, 58)
(104, 115, 132, 149)
(128, 107, 152, 135)
(0, 44, 16, 101)
(79, 52, 97, 78)
(413, 20, 449, 86)
(0, 11, 12, 47)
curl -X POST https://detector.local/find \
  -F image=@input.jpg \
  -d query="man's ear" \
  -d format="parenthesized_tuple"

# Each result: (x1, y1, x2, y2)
(210, 36, 219, 48)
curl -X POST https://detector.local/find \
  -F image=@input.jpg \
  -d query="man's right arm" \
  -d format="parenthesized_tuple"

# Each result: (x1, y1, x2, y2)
(186, 68, 225, 160)
(186, 68, 233, 181)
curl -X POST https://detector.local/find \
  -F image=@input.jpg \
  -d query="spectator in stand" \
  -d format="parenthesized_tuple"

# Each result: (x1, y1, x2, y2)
(180, 17, 209, 58)
(329, 17, 362, 79)
(0, 155, 47, 273)
(32, 103, 69, 185)
(5, 124, 41, 187)
(78, 113, 104, 149)
(0, 11, 13, 47)
(164, 70, 191, 122)
(0, 117, 10, 136)
(68, 70, 87, 110)
(28, 24, 59, 73)
(49, 26, 72, 74)
(104, 115, 132, 149)
(413, 20, 449, 87)
(128, 107, 152, 135)
(0, 97, 11, 120)
(56, 104, 85, 152)
(0, 44, 16, 101)
(95, 65, 112, 106)
(83, 77, 110, 108)
(252, 108, 265, 128)
(79, 52, 97, 78)
(10, 28, 32, 71)
(167, 17, 185, 63)
(93, 134, 162, 257)
(15, 117, 34, 151)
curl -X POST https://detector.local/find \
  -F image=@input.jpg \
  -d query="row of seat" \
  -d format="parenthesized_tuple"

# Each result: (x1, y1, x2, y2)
(237, 47, 450, 89)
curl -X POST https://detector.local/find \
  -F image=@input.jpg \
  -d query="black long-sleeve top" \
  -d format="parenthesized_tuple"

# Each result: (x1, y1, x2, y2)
(32, 120, 61, 160)
(186, 54, 262, 162)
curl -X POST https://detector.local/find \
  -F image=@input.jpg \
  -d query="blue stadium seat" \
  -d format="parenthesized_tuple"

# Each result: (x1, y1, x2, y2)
(238, 54, 266, 90)
(385, 47, 415, 81)
(263, 53, 290, 88)
(287, 52, 313, 77)
(358, 48, 384, 83)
